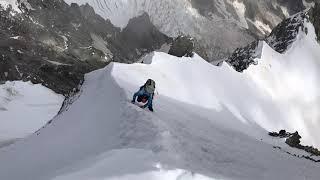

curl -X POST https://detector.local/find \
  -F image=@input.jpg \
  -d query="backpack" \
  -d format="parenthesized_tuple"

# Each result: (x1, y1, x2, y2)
(144, 79, 156, 94)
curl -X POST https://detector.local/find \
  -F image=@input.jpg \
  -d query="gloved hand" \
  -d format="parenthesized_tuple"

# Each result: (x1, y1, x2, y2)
(148, 107, 154, 112)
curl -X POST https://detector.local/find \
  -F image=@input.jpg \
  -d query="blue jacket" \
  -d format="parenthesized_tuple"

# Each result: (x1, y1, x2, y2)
(132, 86, 153, 109)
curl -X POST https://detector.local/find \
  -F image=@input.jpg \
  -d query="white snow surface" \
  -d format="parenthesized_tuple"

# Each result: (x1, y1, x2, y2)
(0, 81, 64, 141)
(0, 21, 320, 179)
(247, 22, 320, 147)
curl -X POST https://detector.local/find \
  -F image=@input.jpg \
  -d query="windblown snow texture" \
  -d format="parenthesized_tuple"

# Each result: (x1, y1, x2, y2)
(0, 81, 64, 143)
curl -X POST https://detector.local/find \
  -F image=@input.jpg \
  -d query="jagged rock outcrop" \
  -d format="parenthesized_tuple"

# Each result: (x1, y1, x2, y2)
(285, 131, 320, 156)
(227, 41, 262, 72)
(0, 0, 170, 95)
(269, 130, 320, 158)
(168, 36, 194, 58)
(265, 12, 308, 53)
(168, 35, 209, 59)
(268, 129, 292, 138)
(227, 4, 320, 72)
(285, 131, 302, 148)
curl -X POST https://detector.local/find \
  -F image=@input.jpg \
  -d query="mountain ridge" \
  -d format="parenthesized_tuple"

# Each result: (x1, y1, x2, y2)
(228, 3, 320, 72)
(0, 0, 170, 95)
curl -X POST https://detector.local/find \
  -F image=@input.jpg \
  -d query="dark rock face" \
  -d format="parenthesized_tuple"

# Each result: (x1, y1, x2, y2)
(277, 0, 306, 15)
(120, 13, 170, 58)
(227, 41, 261, 72)
(227, 7, 315, 72)
(285, 131, 302, 148)
(190, 0, 310, 38)
(0, 0, 170, 95)
(279, 129, 286, 136)
(304, 146, 320, 156)
(168, 36, 195, 58)
(285, 131, 320, 157)
(268, 129, 291, 138)
(266, 12, 307, 53)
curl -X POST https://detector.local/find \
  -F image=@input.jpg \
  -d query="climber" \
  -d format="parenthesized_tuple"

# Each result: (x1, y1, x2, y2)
(131, 79, 155, 112)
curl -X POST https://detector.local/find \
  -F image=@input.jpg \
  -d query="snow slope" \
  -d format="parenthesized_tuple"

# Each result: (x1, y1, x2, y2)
(245, 21, 320, 147)
(0, 81, 64, 144)
(0, 22, 320, 179)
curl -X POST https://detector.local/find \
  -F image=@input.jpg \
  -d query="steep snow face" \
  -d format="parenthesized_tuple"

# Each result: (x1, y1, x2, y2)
(245, 22, 320, 147)
(1, 42, 320, 179)
(113, 22, 320, 148)
(0, 81, 64, 142)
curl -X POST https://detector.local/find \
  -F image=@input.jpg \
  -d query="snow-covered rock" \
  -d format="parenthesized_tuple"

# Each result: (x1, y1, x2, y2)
(228, 16, 320, 147)
(228, 5, 319, 72)
(244, 21, 320, 147)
